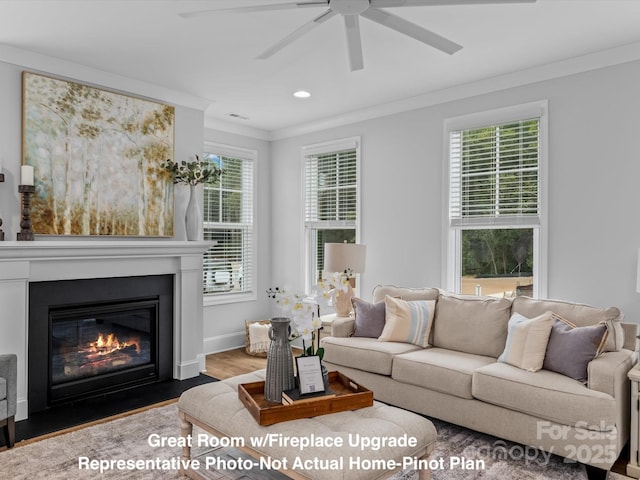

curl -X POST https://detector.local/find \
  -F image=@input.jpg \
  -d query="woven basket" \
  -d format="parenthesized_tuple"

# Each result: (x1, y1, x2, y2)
(245, 320, 271, 357)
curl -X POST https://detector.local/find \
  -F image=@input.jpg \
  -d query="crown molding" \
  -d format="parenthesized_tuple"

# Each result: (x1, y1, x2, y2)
(4, 38, 640, 143)
(0, 43, 212, 111)
(269, 40, 640, 141)
(204, 116, 271, 141)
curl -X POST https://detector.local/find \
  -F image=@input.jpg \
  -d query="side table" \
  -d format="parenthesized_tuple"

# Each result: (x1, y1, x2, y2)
(628, 363, 640, 478)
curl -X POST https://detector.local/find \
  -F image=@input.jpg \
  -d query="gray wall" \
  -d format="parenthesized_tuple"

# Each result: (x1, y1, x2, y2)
(2, 51, 638, 357)
(271, 60, 640, 323)
(201, 128, 273, 352)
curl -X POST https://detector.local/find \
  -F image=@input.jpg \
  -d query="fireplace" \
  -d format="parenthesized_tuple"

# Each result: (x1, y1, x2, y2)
(49, 298, 158, 405)
(28, 275, 174, 413)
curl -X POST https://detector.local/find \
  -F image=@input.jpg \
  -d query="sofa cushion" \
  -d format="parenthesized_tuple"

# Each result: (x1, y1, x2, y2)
(0, 377, 5, 400)
(379, 296, 435, 348)
(392, 348, 496, 399)
(351, 297, 386, 338)
(320, 336, 421, 376)
(432, 292, 512, 358)
(543, 315, 608, 383)
(512, 296, 624, 352)
(472, 362, 617, 430)
(372, 285, 439, 304)
(498, 312, 553, 372)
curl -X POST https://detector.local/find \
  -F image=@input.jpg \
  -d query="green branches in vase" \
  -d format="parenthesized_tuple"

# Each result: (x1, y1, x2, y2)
(162, 155, 222, 186)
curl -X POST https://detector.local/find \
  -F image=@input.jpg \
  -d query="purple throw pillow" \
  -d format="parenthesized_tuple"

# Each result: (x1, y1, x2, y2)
(352, 297, 386, 338)
(543, 316, 607, 383)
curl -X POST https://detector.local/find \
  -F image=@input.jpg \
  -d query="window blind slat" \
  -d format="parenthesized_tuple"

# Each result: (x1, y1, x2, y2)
(304, 143, 358, 287)
(450, 118, 539, 224)
(202, 153, 254, 295)
(305, 149, 357, 223)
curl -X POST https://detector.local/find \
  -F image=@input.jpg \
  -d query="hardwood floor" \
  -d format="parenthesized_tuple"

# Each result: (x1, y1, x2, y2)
(205, 348, 267, 379)
(204, 347, 302, 380)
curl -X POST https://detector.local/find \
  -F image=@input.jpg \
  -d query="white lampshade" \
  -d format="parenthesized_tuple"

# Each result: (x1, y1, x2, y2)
(324, 243, 366, 274)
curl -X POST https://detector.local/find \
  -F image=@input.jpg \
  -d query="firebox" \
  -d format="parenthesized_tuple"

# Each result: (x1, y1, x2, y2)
(49, 299, 158, 404)
(29, 275, 173, 413)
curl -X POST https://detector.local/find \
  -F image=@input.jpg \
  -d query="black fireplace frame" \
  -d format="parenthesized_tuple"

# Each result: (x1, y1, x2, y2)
(29, 275, 174, 413)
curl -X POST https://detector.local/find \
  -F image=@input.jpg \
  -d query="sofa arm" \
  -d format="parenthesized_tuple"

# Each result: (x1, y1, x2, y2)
(622, 322, 639, 351)
(330, 316, 355, 338)
(0, 354, 17, 418)
(588, 349, 637, 398)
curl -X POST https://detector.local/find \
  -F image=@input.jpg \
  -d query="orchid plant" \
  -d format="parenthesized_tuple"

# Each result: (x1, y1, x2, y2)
(266, 287, 325, 360)
(317, 270, 351, 305)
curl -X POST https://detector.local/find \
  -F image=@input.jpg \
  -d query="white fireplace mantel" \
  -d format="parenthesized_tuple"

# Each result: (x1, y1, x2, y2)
(0, 240, 212, 420)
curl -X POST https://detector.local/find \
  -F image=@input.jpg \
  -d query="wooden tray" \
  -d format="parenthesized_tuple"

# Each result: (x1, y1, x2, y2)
(238, 371, 373, 426)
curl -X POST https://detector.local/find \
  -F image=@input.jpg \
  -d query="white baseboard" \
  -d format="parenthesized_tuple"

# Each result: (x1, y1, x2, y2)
(174, 359, 202, 380)
(16, 398, 27, 421)
(203, 331, 245, 355)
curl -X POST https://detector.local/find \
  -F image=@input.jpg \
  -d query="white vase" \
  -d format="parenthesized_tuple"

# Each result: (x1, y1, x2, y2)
(185, 184, 201, 241)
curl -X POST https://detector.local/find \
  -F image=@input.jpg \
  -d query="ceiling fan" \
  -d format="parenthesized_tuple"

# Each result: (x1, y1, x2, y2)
(179, 0, 536, 72)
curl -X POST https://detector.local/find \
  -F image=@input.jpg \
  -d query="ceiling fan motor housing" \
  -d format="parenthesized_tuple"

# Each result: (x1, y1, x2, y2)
(329, 0, 370, 15)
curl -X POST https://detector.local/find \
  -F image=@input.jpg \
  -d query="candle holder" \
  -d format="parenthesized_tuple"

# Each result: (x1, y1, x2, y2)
(0, 172, 4, 241)
(17, 184, 35, 241)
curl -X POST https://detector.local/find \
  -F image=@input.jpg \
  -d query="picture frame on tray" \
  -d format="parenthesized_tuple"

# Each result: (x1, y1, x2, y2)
(295, 355, 325, 395)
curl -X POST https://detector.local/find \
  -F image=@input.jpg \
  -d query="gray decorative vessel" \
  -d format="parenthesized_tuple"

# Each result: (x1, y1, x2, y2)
(264, 317, 295, 403)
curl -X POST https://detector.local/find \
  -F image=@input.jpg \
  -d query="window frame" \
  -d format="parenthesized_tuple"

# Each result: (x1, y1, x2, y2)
(302, 137, 361, 293)
(442, 101, 548, 298)
(202, 141, 257, 306)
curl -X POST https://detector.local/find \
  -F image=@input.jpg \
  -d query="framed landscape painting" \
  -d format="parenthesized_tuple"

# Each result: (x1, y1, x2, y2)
(22, 72, 175, 236)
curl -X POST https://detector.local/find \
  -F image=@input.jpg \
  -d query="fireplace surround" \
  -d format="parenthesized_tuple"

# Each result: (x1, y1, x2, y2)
(0, 240, 212, 421)
(28, 275, 174, 413)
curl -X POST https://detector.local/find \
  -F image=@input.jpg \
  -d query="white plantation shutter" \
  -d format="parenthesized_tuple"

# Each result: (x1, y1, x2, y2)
(449, 118, 540, 227)
(202, 145, 255, 297)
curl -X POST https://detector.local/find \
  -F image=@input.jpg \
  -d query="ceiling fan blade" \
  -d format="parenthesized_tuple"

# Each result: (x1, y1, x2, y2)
(361, 7, 462, 55)
(344, 15, 364, 71)
(179, 1, 327, 19)
(257, 9, 337, 59)
(370, 0, 535, 6)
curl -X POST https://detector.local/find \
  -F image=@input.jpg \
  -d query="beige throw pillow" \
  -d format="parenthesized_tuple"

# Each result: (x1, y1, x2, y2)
(378, 296, 436, 348)
(498, 311, 554, 372)
(433, 292, 512, 358)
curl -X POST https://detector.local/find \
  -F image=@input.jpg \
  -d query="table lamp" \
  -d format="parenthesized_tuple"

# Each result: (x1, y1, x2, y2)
(323, 242, 366, 316)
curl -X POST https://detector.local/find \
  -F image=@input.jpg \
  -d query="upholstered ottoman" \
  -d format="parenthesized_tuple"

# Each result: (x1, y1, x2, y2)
(177, 370, 437, 480)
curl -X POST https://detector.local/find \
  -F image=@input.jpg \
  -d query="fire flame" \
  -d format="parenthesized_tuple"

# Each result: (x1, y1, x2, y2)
(90, 333, 140, 355)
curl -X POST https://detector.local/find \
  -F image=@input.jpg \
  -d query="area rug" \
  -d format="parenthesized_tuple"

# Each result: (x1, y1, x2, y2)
(0, 402, 632, 480)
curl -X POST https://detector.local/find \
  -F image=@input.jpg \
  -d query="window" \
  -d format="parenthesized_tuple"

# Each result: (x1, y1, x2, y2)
(445, 102, 547, 298)
(303, 137, 360, 291)
(202, 143, 256, 302)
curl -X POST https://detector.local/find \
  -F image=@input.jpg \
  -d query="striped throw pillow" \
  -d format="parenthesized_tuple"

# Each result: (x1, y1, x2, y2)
(498, 311, 554, 372)
(378, 295, 435, 348)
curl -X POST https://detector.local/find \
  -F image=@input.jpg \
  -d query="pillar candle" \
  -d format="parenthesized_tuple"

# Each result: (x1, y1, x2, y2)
(21, 165, 34, 186)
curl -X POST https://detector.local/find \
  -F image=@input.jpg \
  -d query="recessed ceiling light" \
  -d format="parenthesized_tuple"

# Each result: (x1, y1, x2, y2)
(293, 90, 311, 98)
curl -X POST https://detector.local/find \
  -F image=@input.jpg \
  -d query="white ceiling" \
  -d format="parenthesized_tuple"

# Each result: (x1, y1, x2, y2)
(1, 0, 640, 137)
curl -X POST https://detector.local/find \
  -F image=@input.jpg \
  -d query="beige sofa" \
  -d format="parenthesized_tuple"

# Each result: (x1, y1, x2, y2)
(321, 286, 638, 478)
